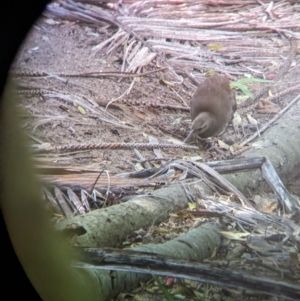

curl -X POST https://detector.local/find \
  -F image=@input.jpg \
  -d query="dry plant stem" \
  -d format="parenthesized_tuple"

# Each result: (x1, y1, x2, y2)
(16, 88, 190, 112)
(134, 149, 151, 169)
(11, 68, 167, 79)
(89, 172, 104, 196)
(261, 159, 298, 213)
(241, 93, 300, 146)
(38, 142, 199, 153)
(54, 187, 74, 217)
(193, 162, 253, 208)
(105, 85, 132, 109)
(67, 188, 85, 214)
(262, 82, 300, 103)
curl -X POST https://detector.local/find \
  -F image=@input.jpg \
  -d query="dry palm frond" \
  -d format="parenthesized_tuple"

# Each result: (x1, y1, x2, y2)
(46, 0, 300, 87)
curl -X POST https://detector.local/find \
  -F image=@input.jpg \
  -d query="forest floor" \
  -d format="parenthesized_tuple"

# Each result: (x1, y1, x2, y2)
(12, 1, 300, 300)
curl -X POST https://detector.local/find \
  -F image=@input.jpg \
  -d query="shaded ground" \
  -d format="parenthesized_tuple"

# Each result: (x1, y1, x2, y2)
(12, 1, 300, 175)
(12, 3, 300, 192)
(13, 18, 203, 173)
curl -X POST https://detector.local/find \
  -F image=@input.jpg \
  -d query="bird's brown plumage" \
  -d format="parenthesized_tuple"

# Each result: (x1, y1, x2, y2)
(184, 75, 236, 142)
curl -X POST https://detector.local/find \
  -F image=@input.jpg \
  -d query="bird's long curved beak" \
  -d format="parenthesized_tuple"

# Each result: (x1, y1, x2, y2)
(184, 129, 195, 143)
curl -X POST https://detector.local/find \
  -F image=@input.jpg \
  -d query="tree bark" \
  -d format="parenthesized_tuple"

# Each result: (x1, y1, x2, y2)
(225, 97, 300, 197)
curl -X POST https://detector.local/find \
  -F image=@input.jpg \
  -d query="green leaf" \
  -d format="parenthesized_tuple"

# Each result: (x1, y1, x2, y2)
(230, 77, 272, 100)
(233, 77, 272, 84)
(231, 82, 254, 99)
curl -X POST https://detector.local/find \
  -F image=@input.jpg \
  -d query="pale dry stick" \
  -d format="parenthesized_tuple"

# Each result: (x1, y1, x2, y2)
(170, 87, 188, 107)
(241, 93, 300, 146)
(106, 32, 130, 56)
(134, 149, 151, 169)
(126, 77, 137, 95)
(242, 66, 264, 77)
(102, 170, 111, 208)
(25, 133, 45, 144)
(121, 37, 137, 72)
(91, 28, 126, 53)
(32, 116, 69, 131)
(261, 0, 276, 21)
(126, 46, 155, 73)
(105, 86, 132, 110)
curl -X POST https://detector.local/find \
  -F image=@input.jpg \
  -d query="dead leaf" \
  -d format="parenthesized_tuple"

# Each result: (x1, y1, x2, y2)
(220, 231, 249, 240)
(207, 43, 223, 51)
(159, 79, 175, 87)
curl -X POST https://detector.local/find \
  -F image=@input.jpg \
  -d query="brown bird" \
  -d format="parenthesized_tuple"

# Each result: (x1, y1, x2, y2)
(184, 75, 237, 143)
